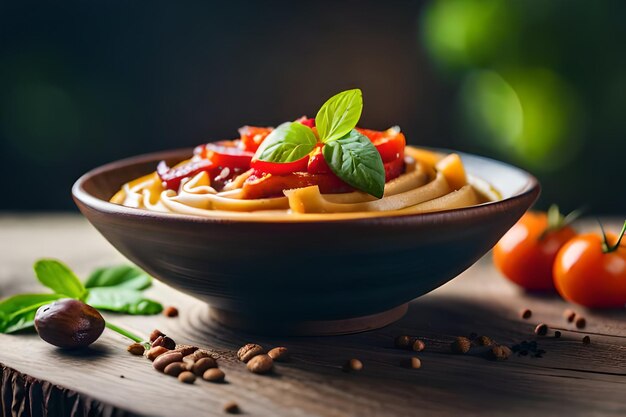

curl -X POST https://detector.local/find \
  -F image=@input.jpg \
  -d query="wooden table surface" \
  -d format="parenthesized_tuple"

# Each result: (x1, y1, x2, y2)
(1, 214, 625, 417)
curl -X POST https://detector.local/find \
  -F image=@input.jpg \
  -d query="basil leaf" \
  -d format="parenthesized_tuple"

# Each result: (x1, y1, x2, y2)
(322, 129, 385, 198)
(34, 259, 87, 300)
(254, 122, 317, 163)
(86, 288, 163, 315)
(0, 294, 65, 334)
(315, 89, 363, 143)
(85, 265, 152, 291)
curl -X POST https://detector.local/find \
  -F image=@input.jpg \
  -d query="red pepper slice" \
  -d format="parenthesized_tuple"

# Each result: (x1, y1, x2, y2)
(250, 156, 309, 175)
(307, 145, 331, 174)
(242, 170, 353, 199)
(198, 141, 254, 169)
(384, 156, 405, 182)
(238, 126, 273, 153)
(357, 128, 406, 163)
(157, 159, 215, 191)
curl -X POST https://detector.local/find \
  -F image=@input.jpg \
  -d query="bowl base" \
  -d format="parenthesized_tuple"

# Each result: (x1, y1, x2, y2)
(209, 304, 409, 336)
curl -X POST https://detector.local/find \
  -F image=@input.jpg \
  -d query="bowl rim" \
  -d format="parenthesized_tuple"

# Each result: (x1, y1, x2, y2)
(72, 146, 540, 224)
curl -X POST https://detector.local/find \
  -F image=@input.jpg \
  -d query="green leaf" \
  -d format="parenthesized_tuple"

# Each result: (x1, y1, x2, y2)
(0, 294, 65, 334)
(322, 129, 385, 198)
(86, 288, 163, 315)
(254, 122, 317, 163)
(315, 89, 363, 143)
(85, 265, 152, 291)
(34, 259, 87, 300)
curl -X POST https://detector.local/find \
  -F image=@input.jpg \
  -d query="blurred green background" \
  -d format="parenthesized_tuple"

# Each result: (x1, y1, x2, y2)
(1, 0, 624, 213)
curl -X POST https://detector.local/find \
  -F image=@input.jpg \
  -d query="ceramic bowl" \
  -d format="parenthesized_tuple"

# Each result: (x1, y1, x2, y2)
(72, 148, 539, 335)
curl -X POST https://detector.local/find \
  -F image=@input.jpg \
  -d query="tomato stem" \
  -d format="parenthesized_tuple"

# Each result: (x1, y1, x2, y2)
(539, 204, 583, 240)
(599, 220, 626, 254)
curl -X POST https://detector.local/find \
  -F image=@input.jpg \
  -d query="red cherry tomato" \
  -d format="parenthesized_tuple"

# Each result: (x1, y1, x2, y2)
(238, 126, 273, 152)
(197, 141, 254, 169)
(553, 223, 626, 308)
(493, 210, 577, 292)
(357, 127, 406, 163)
(157, 159, 216, 191)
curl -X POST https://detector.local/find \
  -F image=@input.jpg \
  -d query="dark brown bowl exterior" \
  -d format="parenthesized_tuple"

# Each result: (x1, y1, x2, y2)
(72, 148, 539, 333)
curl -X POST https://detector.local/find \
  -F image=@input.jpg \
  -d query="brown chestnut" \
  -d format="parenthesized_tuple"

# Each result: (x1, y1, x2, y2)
(34, 299, 105, 349)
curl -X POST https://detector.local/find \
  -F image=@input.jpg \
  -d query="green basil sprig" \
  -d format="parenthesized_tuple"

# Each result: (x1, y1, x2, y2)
(253, 89, 386, 198)
(0, 259, 163, 334)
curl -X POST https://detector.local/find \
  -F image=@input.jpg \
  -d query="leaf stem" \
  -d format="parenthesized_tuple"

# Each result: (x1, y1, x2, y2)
(105, 321, 143, 343)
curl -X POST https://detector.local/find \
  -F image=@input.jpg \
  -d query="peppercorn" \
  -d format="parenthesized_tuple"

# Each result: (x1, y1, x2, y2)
(451, 337, 471, 354)
(534, 323, 548, 336)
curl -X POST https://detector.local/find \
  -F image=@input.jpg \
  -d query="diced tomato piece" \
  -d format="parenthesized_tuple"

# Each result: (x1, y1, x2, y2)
(307, 145, 330, 174)
(196, 141, 254, 169)
(238, 126, 273, 152)
(384, 157, 405, 182)
(250, 156, 309, 175)
(296, 116, 315, 128)
(157, 159, 216, 191)
(242, 171, 353, 199)
(357, 127, 406, 163)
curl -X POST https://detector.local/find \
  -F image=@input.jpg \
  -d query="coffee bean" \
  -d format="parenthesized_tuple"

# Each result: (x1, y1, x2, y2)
(153, 351, 183, 372)
(563, 309, 576, 322)
(223, 401, 240, 414)
(268, 347, 289, 362)
(582, 335, 591, 344)
(146, 346, 170, 361)
(343, 358, 363, 372)
(394, 335, 412, 349)
(534, 323, 548, 336)
(237, 344, 264, 363)
(451, 337, 471, 354)
(127, 342, 145, 356)
(490, 345, 506, 361)
(149, 329, 164, 343)
(500, 345, 512, 358)
(575, 316, 586, 329)
(203, 368, 226, 382)
(412, 339, 425, 352)
(475, 335, 494, 346)
(164, 306, 179, 318)
(164, 362, 187, 377)
(192, 357, 217, 376)
(183, 349, 213, 366)
(178, 371, 196, 384)
(247, 354, 273, 374)
(520, 308, 532, 319)
(152, 335, 176, 350)
(410, 357, 421, 369)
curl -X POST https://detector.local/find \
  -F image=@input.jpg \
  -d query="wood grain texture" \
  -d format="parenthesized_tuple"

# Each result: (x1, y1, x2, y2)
(0, 214, 625, 417)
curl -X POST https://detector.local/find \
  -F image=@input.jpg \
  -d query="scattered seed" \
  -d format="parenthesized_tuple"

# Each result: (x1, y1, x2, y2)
(164, 306, 179, 318)
(203, 368, 226, 382)
(520, 308, 532, 319)
(193, 357, 218, 376)
(164, 362, 187, 377)
(237, 344, 264, 363)
(554, 331, 561, 338)
(582, 336, 591, 345)
(412, 339, 426, 352)
(152, 335, 176, 350)
(563, 309, 576, 322)
(223, 401, 240, 414)
(451, 337, 471, 354)
(174, 344, 198, 357)
(500, 345, 512, 358)
(149, 329, 165, 343)
(575, 316, 586, 329)
(410, 357, 421, 369)
(394, 335, 412, 349)
(120, 375, 124, 378)
(178, 371, 196, 384)
(127, 342, 145, 356)
(146, 346, 170, 361)
(268, 347, 289, 362)
(343, 358, 363, 372)
(475, 335, 494, 346)
(489, 345, 507, 361)
(153, 351, 183, 372)
(534, 323, 548, 336)
(247, 354, 273, 374)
